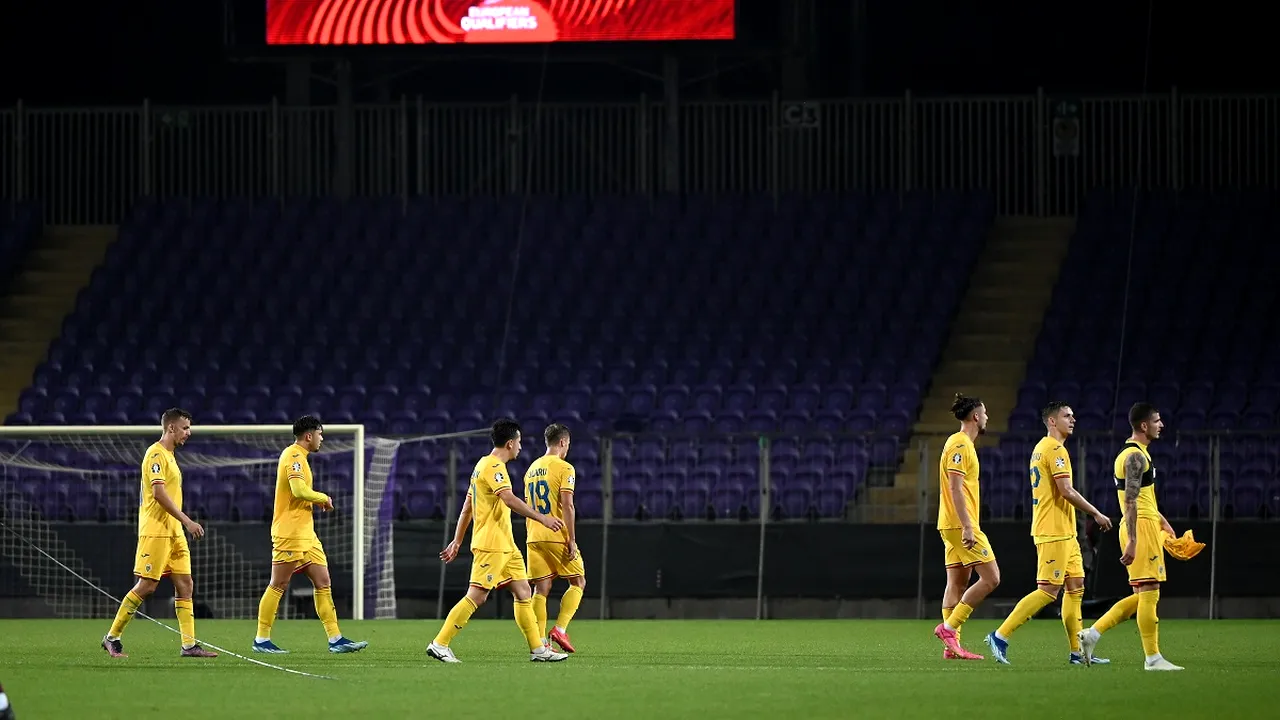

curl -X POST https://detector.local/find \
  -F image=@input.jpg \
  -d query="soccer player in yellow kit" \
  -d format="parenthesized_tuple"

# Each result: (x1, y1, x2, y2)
(102, 408, 217, 658)
(427, 418, 569, 663)
(983, 401, 1114, 665)
(525, 423, 587, 653)
(933, 394, 999, 661)
(1077, 403, 1184, 671)
(252, 416, 367, 654)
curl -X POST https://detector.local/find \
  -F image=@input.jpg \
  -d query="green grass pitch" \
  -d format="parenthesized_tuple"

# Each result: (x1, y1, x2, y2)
(1, 618, 1274, 718)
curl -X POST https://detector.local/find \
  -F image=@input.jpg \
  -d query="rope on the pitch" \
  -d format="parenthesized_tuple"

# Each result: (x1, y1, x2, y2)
(491, 44, 555, 413)
(0, 519, 337, 681)
(1098, 0, 1158, 596)
(1108, 0, 1158, 424)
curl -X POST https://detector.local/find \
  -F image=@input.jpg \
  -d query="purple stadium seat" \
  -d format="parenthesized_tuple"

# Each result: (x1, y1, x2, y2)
(1009, 189, 1279, 518)
(8, 193, 1004, 521)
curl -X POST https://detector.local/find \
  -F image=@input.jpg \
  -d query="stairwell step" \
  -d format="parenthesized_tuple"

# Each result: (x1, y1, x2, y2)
(968, 278, 1055, 298)
(0, 298, 71, 316)
(891, 216, 1072, 501)
(943, 334, 1034, 361)
(931, 364, 1026, 384)
(10, 275, 87, 295)
(0, 227, 117, 419)
(958, 295, 1051, 314)
(951, 309, 1044, 330)
(0, 316, 71, 332)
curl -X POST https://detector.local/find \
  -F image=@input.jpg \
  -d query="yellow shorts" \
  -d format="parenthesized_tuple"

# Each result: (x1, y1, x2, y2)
(1035, 538, 1084, 585)
(272, 537, 328, 572)
(133, 535, 191, 580)
(526, 541, 586, 581)
(940, 528, 996, 568)
(469, 549, 527, 590)
(1119, 517, 1166, 586)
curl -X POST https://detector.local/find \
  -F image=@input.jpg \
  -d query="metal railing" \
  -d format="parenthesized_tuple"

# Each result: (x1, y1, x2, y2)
(3, 89, 1277, 224)
(425, 429, 1277, 619)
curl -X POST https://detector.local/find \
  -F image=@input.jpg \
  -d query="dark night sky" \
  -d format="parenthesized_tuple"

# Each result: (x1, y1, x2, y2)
(1, 1, 1272, 105)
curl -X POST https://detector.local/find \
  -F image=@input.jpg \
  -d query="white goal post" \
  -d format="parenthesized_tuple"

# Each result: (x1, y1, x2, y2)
(0, 424, 396, 621)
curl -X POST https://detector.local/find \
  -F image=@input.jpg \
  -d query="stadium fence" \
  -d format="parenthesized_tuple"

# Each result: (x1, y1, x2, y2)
(1, 89, 1277, 224)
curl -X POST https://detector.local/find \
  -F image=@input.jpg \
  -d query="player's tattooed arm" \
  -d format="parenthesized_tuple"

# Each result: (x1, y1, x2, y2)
(1123, 452, 1145, 538)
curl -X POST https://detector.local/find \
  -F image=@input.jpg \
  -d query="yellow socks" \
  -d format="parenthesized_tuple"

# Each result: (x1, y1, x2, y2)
(996, 589, 1056, 639)
(1093, 593, 1139, 634)
(1138, 589, 1160, 658)
(945, 602, 974, 631)
(942, 605, 960, 643)
(514, 598, 542, 651)
(532, 593, 548, 640)
(314, 587, 341, 640)
(1062, 589, 1084, 652)
(108, 591, 144, 639)
(256, 586, 284, 640)
(434, 597, 477, 647)
(556, 585, 584, 632)
(174, 598, 196, 648)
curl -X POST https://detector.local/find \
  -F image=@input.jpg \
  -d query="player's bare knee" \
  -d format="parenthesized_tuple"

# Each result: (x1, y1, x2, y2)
(570, 575, 586, 590)
(134, 578, 160, 597)
(171, 575, 194, 598)
(304, 563, 332, 589)
(508, 580, 533, 601)
(466, 586, 490, 606)
(978, 563, 1000, 589)
(534, 579, 553, 596)
(1038, 582, 1062, 599)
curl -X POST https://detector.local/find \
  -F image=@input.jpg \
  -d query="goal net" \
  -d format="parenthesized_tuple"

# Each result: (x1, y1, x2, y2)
(0, 424, 399, 620)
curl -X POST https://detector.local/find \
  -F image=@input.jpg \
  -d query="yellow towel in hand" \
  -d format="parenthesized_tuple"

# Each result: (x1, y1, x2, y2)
(1161, 529, 1206, 561)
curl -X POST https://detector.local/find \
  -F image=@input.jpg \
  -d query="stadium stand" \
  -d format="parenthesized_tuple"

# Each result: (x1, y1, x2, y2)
(5, 190, 995, 522)
(996, 189, 1280, 521)
(0, 204, 40, 283)
(0, 203, 45, 416)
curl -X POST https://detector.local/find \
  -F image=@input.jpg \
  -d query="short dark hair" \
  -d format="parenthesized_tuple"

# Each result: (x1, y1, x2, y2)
(1129, 402, 1158, 431)
(161, 408, 192, 428)
(1042, 400, 1071, 423)
(951, 393, 983, 421)
(544, 423, 571, 446)
(490, 417, 521, 448)
(293, 415, 323, 438)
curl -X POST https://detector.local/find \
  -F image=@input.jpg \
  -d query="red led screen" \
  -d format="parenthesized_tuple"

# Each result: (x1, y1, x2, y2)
(266, 0, 736, 45)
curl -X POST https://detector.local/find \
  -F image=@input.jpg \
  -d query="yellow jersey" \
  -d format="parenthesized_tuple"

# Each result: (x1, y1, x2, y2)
(272, 443, 323, 544)
(469, 454, 516, 552)
(139, 441, 182, 538)
(937, 431, 980, 530)
(1114, 441, 1159, 520)
(1030, 436, 1075, 543)
(523, 455, 576, 544)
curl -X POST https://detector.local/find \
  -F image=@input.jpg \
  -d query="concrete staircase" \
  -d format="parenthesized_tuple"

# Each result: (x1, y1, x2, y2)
(862, 216, 1075, 522)
(0, 225, 116, 419)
